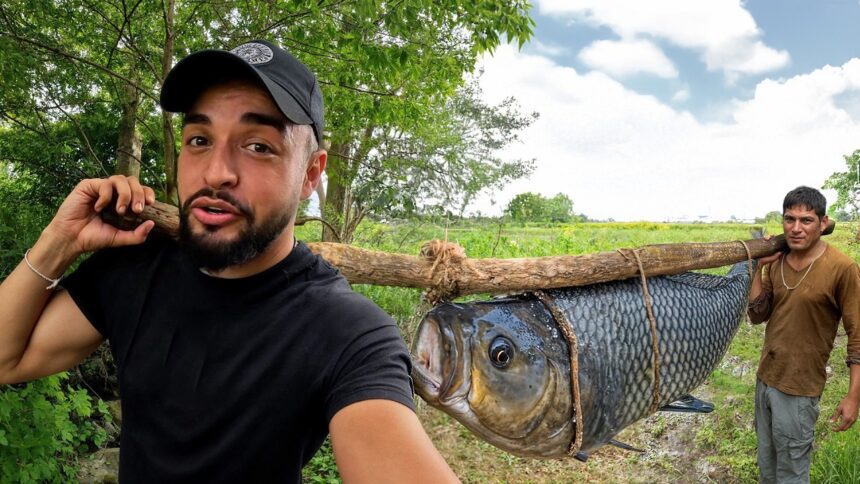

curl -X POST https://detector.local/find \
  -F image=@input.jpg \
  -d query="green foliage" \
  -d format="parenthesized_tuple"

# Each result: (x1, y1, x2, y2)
(0, 0, 536, 241)
(823, 148, 860, 220)
(359, 76, 538, 222)
(302, 439, 341, 484)
(505, 192, 576, 223)
(755, 210, 783, 225)
(0, 374, 111, 483)
(811, 430, 860, 483)
(0, 164, 52, 277)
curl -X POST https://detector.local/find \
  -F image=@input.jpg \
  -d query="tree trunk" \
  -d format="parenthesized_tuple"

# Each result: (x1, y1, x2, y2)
(103, 200, 835, 301)
(115, 82, 141, 177)
(323, 142, 349, 242)
(160, 0, 178, 203)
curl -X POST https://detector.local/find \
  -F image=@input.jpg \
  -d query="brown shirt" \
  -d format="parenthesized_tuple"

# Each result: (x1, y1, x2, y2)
(748, 243, 860, 397)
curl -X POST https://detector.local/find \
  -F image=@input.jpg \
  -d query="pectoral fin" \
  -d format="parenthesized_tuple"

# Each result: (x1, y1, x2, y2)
(659, 394, 715, 414)
(608, 439, 644, 453)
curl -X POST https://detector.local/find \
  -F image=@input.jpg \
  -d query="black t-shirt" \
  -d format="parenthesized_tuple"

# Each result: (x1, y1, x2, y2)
(62, 236, 415, 483)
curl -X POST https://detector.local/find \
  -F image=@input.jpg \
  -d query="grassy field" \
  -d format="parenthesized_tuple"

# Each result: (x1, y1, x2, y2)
(299, 219, 860, 483)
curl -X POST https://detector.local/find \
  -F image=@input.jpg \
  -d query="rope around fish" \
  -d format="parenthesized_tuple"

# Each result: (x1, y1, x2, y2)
(535, 290, 584, 456)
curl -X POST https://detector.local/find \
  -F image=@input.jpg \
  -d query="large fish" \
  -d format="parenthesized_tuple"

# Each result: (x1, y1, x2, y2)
(411, 261, 754, 459)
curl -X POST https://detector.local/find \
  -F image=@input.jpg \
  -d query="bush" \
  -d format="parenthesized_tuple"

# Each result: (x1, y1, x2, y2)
(0, 374, 111, 482)
(302, 438, 341, 483)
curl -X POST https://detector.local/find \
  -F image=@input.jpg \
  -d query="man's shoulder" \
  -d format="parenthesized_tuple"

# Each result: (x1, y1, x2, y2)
(303, 277, 392, 325)
(824, 244, 858, 269)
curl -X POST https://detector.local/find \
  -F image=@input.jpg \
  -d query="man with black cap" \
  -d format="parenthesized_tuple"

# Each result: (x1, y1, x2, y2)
(0, 40, 459, 483)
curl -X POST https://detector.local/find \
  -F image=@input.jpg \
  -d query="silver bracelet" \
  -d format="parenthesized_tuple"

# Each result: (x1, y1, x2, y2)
(24, 248, 62, 290)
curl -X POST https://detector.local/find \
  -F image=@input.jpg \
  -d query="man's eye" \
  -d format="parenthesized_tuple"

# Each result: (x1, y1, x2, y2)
(188, 136, 208, 147)
(248, 143, 272, 154)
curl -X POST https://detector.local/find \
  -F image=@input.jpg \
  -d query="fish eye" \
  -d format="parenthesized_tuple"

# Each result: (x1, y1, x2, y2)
(489, 337, 515, 369)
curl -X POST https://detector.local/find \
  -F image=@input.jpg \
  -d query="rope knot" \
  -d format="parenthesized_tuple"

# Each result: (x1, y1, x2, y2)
(420, 240, 469, 304)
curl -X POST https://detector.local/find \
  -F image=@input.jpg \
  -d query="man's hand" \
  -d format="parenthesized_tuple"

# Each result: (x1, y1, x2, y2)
(830, 396, 859, 431)
(756, 235, 782, 265)
(757, 252, 782, 265)
(43, 175, 156, 261)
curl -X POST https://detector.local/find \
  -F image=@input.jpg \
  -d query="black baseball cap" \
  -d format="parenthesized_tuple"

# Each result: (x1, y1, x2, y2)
(160, 40, 324, 144)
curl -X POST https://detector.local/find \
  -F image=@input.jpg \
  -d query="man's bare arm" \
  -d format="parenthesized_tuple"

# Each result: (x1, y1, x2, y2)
(831, 364, 860, 432)
(0, 176, 154, 384)
(330, 399, 459, 483)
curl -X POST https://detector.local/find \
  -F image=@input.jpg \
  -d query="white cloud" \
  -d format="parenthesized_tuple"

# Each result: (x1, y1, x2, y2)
(578, 39, 678, 78)
(672, 88, 690, 102)
(537, 0, 790, 80)
(531, 39, 568, 57)
(472, 46, 860, 221)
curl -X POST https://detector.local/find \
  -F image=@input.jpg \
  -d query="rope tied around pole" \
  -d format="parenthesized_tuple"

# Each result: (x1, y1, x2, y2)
(736, 240, 753, 279)
(535, 290, 584, 456)
(419, 240, 482, 304)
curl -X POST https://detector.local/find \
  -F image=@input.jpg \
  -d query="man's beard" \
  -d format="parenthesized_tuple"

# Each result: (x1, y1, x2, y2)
(179, 188, 293, 272)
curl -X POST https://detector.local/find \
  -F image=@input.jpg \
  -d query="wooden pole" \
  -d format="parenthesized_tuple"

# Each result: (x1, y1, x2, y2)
(103, 200, 834, 299)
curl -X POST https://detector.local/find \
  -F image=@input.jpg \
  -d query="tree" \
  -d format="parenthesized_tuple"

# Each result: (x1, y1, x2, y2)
(505, 192, 576, 223)
(754, 210, 783, 225)
(337, 75, 537, 233)
(544, 193, 574, 223)
(823, 148, 860, 220)
(505, 192, 545, 222)
(0, 0, 535, 242)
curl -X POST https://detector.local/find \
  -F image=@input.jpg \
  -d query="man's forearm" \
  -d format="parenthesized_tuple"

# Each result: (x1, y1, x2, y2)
(847, 364, 860, 402)
(0, 230, 78, 374)
(747, 264, 772, 324)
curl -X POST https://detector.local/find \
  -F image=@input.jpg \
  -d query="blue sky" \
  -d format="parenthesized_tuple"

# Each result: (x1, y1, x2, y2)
(473, 0, 860, 221)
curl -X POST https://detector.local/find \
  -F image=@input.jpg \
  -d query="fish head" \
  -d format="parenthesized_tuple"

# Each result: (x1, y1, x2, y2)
(412, 298, 574, 457)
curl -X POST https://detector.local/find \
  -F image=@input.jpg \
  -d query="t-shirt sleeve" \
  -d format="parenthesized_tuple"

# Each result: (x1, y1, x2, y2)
(60, 250, 117, 337)
(322, 301, 415, 423)
(837, 260, 860, 366)
(748, 262, 775, 324)
(60, 241, 158, 339)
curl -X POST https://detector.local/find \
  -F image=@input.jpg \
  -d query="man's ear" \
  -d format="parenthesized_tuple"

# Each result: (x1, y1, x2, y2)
(301, 150, 327, 200)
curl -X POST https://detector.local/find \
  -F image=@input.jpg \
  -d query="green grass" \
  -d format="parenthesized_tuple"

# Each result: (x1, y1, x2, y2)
(811, 430, 860, 483)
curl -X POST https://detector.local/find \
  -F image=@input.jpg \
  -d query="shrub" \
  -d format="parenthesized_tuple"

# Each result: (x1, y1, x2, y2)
(0, 374, 111, 482)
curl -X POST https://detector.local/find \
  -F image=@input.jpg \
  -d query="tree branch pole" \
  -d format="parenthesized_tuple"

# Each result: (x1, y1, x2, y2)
(103, 200, 835, 299)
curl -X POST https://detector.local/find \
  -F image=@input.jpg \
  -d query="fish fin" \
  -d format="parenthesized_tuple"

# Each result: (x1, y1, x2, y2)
(659, 394, 715, 414)
(574, 451, 589, 462)
(608, 439, 644, 453)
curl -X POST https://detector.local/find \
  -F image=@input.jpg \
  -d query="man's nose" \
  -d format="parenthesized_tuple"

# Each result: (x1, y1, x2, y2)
(203, 145, 238, 189)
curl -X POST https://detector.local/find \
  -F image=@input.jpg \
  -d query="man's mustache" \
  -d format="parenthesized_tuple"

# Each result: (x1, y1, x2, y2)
(181, 188, 252, 218)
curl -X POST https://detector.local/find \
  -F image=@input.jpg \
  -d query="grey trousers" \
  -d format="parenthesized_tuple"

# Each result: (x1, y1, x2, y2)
(755, 379, 820, 484)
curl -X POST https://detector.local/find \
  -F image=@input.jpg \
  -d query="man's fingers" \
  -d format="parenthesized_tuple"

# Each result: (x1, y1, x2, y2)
(94, 180, 115, 213)
(830, 407, 854, 431)
(109, 175, 133, 215)
(126, 176, 147, 214)
(110, 221, 154, 247)
(144, 186, 156, 206)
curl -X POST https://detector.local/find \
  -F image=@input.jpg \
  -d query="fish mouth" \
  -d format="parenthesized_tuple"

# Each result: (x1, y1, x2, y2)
(411, 315, 470, 409)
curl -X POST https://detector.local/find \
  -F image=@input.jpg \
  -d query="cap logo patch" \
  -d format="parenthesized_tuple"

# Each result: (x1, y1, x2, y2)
(231, 42, 274, 65)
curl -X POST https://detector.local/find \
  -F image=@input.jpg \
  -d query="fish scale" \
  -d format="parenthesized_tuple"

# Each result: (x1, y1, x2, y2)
(548, 263, 751, 451)
(411, 261, 754, 458)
